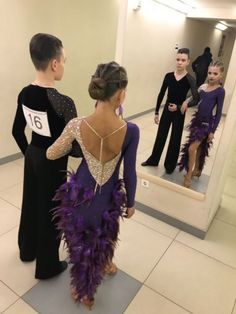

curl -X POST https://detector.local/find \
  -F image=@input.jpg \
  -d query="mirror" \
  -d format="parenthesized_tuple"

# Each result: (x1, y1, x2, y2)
(122, 1, 236, 194)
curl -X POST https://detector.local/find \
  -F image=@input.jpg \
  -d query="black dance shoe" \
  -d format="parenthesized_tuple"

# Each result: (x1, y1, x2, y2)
(141, 161, 158, 167)
(165, 169, 174, 174)
(35, 261, 68, 280)
(20, 256, 35, 262)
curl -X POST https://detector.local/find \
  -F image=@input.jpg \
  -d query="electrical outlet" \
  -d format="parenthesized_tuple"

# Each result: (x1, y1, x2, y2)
(141, 179, 149, 188)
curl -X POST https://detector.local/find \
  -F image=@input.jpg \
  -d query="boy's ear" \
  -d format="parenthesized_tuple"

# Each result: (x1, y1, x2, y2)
(51, 59, 58, 72)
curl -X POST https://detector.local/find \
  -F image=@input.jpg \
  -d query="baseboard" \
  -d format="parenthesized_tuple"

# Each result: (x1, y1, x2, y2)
(0, 152, 23, 165)
(135, 201, 206, 239)
(126, 108, 154, 121)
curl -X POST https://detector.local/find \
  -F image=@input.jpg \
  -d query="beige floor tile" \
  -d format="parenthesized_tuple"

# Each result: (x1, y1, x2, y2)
(137, 140, 153, 153)
(3, 298, 38, 314)
(0, 228, 38, 296)
(124, 286, 191, 314)
(0, 163, 23, 192)
(139, 129, 156, 143)
(146, 241, 236, 314)
(176, 219, 236, 269)
(132, 210, 179, 239)
(0, 282, 18, 313)
(223, 176, 236, 198)
(0, 199, 20, 236)
(136, 148, 153, 163)
(216, 194, 236, 226)
(0, 183, 23, 209)
(114, 219, 172, 282)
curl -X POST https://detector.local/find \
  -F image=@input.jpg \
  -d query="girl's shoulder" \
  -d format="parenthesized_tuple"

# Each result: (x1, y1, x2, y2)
(126, 121, 139, 132)
(126, 121, 140, 140)
(66, 117, 82, 128)
(199, 83, 208, 92)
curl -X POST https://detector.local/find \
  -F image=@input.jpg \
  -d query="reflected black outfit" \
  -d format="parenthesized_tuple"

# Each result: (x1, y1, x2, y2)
(12, 85, 79, 279)
(192, 51, 212, 87)
(143, 72, 198, 173)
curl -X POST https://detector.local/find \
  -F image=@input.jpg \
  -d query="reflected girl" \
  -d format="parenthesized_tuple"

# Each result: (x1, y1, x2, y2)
(179, 61, 225, 188)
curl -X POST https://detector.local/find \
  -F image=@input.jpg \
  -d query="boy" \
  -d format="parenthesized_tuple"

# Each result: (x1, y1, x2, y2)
(141, 48, 199, 174)
(12, 33, 78, 279)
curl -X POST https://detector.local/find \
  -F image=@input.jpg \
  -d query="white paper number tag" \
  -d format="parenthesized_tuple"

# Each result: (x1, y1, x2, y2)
(22, 104, 51, 137)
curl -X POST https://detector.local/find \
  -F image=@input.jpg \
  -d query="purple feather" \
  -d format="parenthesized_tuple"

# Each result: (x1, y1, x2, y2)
(51, 172, 127, 302)
(178, 112, 213, 172)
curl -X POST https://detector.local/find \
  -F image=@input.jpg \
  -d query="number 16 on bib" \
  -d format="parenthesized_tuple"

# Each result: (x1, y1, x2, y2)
(22, 104, 51, 137)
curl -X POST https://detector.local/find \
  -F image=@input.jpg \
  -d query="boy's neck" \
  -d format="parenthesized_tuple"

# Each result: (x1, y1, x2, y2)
(175, 69, 187, 75)
(33, 71, 55, 87)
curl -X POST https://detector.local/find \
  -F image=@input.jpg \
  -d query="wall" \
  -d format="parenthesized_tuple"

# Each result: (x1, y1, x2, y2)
(0, 0, 120, 159)
(121, 0, 234, 118)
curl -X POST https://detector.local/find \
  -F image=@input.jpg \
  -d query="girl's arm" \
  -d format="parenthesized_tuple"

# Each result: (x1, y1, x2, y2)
(211, 88, 225, 133)
(123, 123, 140, 209)
(46, 118, 79, 160)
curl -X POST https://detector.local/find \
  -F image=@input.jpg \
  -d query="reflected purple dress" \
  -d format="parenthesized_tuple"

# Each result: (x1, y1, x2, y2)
(47, 118, 139, 301)
(179, 85, 225, 172)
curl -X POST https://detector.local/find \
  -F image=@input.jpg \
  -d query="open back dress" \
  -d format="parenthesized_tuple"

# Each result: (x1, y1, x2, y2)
(47, 117, 139, 301)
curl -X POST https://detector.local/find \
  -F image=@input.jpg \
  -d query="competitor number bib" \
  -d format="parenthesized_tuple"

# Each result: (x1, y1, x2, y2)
(22, 105, 51, 137)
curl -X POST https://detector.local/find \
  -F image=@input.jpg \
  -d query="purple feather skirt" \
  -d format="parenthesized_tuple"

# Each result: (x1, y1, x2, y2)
(178, 113, 214, 172)
(52, 172, 127, 302)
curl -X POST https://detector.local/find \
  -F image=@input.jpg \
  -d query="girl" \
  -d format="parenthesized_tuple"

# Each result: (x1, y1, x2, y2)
(46, 62, 139, 309)
(179, 60, 225, 188)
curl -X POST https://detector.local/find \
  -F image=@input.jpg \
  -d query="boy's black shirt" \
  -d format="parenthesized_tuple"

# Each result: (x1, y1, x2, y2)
(12, 85, 82, 157)
(155, 72, 199, 114)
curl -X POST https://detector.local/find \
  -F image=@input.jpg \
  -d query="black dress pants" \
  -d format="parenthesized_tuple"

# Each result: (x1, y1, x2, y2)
(18, 144, 68, 278)
(147, 106, 185, 172)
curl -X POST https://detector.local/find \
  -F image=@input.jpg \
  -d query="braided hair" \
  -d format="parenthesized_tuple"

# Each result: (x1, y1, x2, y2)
(209, 60, 224, 73)
(88, 61, 128, 101)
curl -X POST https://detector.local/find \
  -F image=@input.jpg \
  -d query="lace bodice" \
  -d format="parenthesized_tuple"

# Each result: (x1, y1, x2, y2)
(47, 118, 127, 191)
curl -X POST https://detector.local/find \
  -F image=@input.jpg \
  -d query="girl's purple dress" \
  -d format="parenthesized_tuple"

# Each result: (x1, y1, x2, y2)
(47, 118, 139, 301)
(179, 85, 225, 172)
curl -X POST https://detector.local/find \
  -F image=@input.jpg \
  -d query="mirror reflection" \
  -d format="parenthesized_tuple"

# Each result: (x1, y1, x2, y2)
(128, 4, 236, 194)
(137, 52, 226, 194)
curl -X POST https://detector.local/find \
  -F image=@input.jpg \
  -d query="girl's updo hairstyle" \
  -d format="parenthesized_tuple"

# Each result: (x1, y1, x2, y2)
(88, 61, 128, 101)
(209, 60, 224, 73)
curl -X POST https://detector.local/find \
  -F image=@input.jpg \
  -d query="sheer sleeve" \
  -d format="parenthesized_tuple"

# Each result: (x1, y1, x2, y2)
(185, 84, 205, 106)
(123, 123, 140, 207)
(46, 118, 79, 160)
(47, 89, 77, 124)
(186, 74, 199, 107)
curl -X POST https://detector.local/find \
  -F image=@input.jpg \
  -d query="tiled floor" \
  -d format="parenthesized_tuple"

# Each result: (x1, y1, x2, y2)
(1, 111, 236, 314)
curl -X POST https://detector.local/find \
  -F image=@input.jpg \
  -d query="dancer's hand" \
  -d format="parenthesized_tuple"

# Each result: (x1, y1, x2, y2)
(180, 101, 188, 114)
(124, 207, 135, 218)
(208, 132, 214, 142)
(154, 114, 159, 124)
(168, 103, 177, 112)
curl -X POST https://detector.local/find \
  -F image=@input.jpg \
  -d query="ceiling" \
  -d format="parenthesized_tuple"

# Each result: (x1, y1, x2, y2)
(196, 0, 236, 8)
(188, 0, 236, 30)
